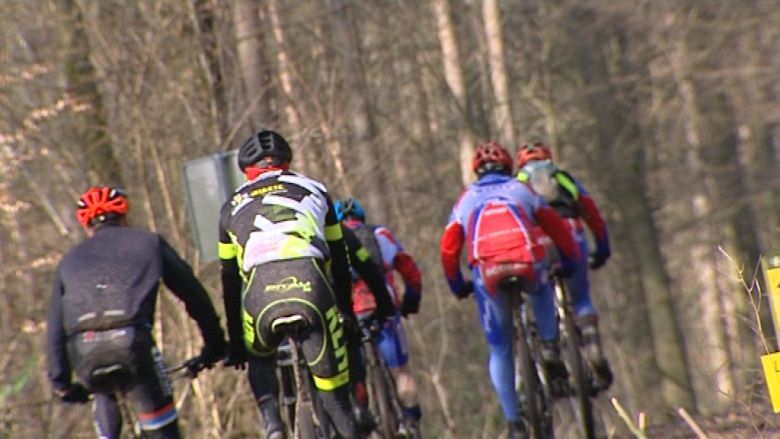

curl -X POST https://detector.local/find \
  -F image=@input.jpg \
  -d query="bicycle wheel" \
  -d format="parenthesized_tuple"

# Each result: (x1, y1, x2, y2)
(368, 360, 398, 438)
(557, 286, 595, 438)
(515, 318, 546, 438)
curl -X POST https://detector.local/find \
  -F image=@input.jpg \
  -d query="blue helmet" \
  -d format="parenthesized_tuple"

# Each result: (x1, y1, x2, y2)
(334, 197, 366, 222)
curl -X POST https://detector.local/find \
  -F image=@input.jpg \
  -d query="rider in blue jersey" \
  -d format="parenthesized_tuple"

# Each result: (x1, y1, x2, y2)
(440, 142, 579, 438)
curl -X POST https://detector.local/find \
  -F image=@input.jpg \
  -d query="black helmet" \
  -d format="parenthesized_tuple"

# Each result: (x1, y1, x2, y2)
(237, 130, 293, 172)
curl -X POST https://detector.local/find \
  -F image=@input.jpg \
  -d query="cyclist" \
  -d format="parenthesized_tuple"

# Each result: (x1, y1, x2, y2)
(440, 142, 579, 438)
(336, 197, 424, 437)
(46, 186, 226, 439)
(516, 142, 613, 388)
(339, 223, 397, 434)
(218, 129, 361, 439)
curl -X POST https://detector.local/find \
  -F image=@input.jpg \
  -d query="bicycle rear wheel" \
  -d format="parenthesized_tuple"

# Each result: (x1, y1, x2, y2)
(515, 320, 546, 438)
(368, 361, 398, 438)
(561, 313, 595, 438)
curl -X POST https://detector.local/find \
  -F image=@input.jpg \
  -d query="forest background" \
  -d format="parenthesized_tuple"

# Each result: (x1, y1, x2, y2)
(1, 0, 779, 437)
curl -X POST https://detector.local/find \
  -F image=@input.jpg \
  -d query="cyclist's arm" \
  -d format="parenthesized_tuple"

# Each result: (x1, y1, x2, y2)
(46, 269, 72, 391)
(342, 225, 396, 317)
(160, 236, 226, 355)
(535, 205, 580, 261)
(218, 208, 244, 355)
(440, 220, 467, 295)
(324, 195, 354, 317)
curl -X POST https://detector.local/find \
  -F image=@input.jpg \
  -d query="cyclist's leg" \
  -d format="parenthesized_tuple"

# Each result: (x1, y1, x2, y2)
(295, 260, 359, 439)
(472, 267, 519, 423)
(92, 392, 122, 438)
(378, 315, 422, 423)
(565, 230, 597, 317)
(247, 353, 286, 439)
(125, 343, 180, 439)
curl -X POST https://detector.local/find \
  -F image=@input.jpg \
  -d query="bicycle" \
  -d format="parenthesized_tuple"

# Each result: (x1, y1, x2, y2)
(272, 314, 331, 439)
(552, 272, 599, 439)
(87, 353, 206, 439)
(356, 314, 406, 439)
(503, 275, 556, 439)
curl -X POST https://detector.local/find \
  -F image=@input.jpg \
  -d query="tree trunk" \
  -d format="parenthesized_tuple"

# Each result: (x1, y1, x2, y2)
(190, 0, 228, 144)
(433, 0, 476, 185)
(61, 0, 123, 186)
(327, 0, 388, 221)
(568, 10, 696, 410)
(233, 0, 275, 131)
(482, 0, 515, 146)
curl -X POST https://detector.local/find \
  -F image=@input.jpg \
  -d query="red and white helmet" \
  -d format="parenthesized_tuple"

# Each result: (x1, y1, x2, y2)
(76, 186, 129, 228)
(472, 141, 513, 175)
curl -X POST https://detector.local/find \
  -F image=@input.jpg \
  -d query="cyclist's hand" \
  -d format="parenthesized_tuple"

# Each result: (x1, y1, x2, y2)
(223, 342, 248, 370)
(55, 383, 90, 404)
(400, 288, 421, 317)
(589, 249, 609, 270)
(340, 313, 362, 343)
(454, 280, 474, 300)
(199, 343, 226, 370)
(555, 255, 577, 278)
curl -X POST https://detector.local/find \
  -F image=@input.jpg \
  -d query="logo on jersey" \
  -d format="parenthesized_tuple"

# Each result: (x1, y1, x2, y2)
(264, 276, 312, 293)
(250, 184, 285, 197)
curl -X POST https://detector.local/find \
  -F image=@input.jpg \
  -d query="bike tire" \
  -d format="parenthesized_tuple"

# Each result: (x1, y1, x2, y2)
(516, 320, 546, 438)
(562, 311, 596, 439)
(296, 403, 318, 439)
(369, 362, 398, 438)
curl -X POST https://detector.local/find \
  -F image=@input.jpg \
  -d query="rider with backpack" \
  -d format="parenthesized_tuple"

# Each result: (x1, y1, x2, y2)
(439, 142, 580, 438)
(336, 197, 424, 438)
(515, 143, 613, 389)
(46, 186, 226, 439)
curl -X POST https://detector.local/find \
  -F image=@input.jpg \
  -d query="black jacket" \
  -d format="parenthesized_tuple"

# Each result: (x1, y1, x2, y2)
(47, 225, 225, 390)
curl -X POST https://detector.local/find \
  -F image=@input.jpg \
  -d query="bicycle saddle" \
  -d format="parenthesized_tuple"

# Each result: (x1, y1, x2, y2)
(271, 314, 309, 337)
(89, 363, 135, 393)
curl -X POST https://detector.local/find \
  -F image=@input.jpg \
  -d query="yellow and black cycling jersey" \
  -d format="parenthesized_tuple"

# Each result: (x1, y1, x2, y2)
(218, 170, 342, 273)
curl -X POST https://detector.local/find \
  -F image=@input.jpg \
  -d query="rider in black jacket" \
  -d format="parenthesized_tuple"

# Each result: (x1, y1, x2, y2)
(46, 186, 226, 439)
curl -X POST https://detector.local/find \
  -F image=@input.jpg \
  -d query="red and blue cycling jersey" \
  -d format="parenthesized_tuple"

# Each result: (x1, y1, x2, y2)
(440, 173, 579, 295)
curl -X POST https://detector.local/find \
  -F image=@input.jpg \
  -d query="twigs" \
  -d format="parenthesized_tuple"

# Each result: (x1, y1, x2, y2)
(677, 407, 709, 439)
(610, 397, 646, 439)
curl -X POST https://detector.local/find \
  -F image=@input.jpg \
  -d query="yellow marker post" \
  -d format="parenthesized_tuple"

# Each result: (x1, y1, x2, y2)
(765, 256, 780, 350)
(762, 255, 780, 412)
(762, 352, 780, 412)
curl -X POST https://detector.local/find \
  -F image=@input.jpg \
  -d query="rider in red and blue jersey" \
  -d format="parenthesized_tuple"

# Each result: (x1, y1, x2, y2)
(440, 142, 579, 438)
(516, 143, 613, 388)
(336, 198, 424, 438)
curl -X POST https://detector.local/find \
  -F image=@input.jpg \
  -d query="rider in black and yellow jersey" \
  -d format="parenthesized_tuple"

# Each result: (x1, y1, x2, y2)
(218, 130, 389, 439)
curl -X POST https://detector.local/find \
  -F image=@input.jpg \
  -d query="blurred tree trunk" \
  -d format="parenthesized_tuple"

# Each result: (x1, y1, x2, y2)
(568, 8, 696, 410)
(433, 0, 476, 185)
(692, 91, 763, 372)
(190, 0, 228, 144)
(267, 0, 314, 175)
(482, 0, 515, 146)
(327, 0, 388, 221)
(233, 0, 276, 131)
(60, 0, 123, 186)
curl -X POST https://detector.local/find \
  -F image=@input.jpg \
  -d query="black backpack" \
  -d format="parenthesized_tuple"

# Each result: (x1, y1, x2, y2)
(351, 224, 385, 273)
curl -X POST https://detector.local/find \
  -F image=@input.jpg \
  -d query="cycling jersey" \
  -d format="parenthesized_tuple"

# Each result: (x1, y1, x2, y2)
(518, 166, 611, 316)
(218, 170, 354, 350)
(218, 169, 356, 394)
(343, 219, 422, 308)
